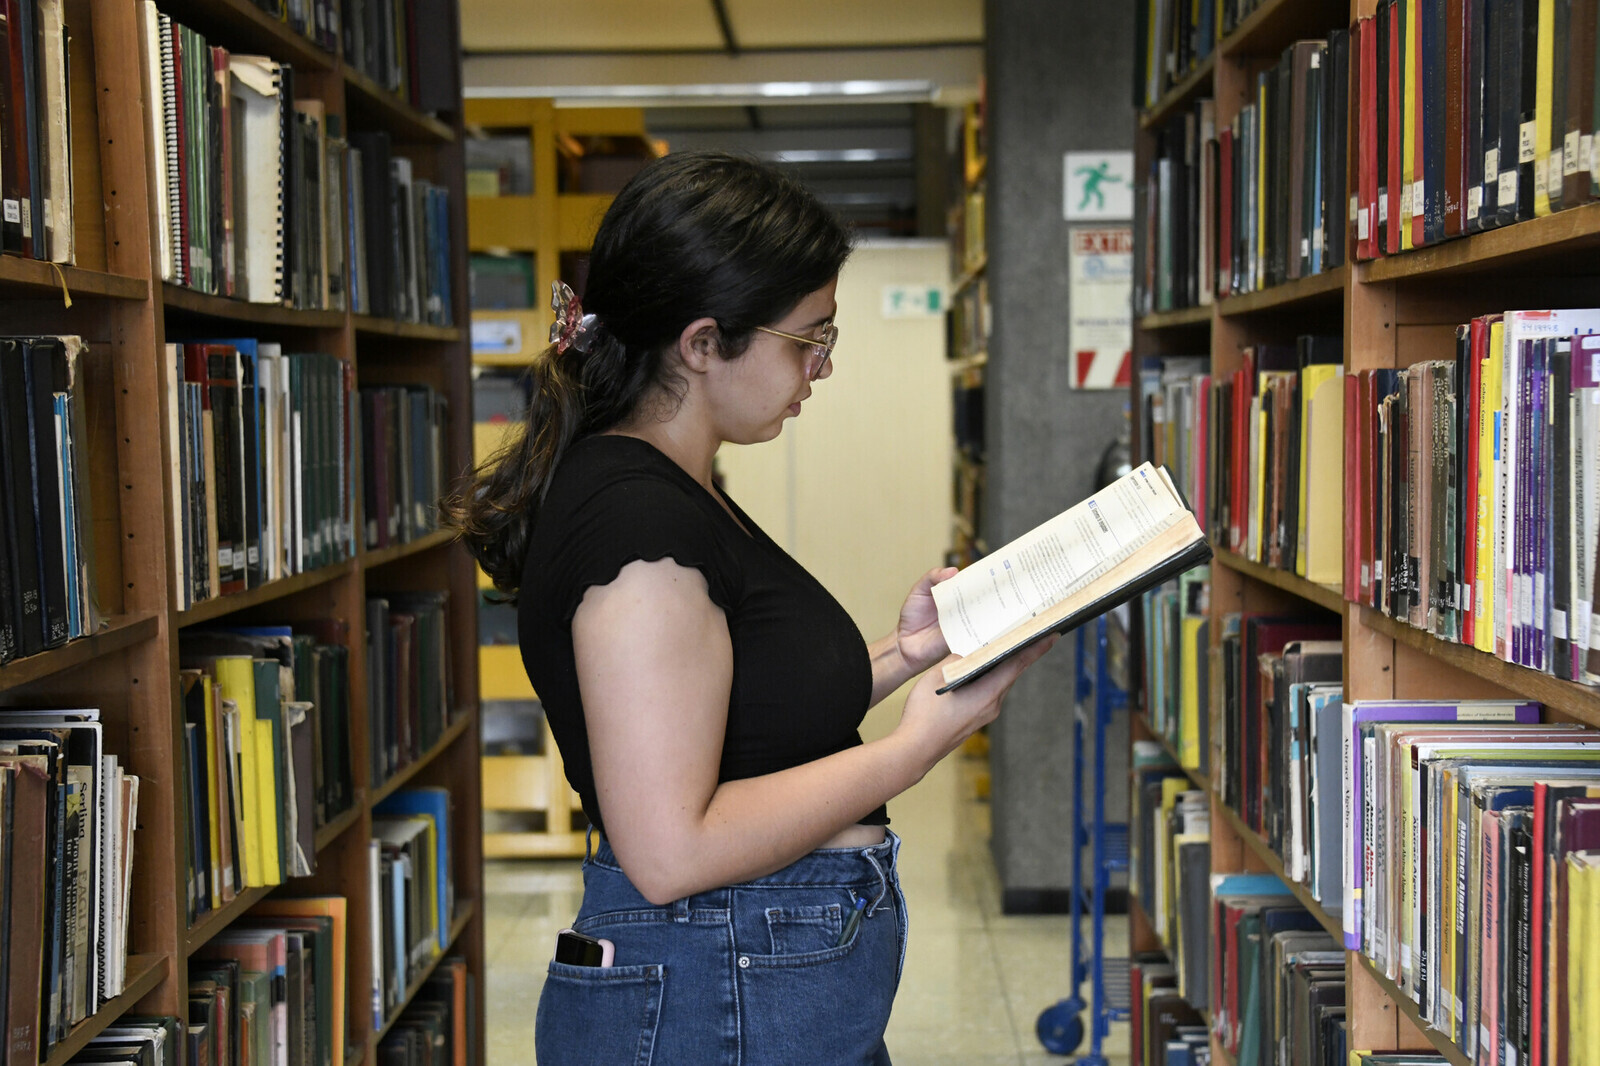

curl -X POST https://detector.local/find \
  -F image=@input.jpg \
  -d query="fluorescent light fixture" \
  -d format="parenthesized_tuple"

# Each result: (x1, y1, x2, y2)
(464, 79, 937, 104)
(767, 148, 912, 164)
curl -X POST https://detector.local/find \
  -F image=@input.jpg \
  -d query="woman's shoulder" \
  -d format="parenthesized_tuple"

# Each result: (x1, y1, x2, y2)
(547, 434, 701, 508)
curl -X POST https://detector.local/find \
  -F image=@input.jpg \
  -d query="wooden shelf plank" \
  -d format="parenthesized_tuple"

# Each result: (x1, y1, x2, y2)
(41, 954, 170, 1066)
(1354, 954, 1473, 1066)
(484, 830, 588, 859)
(0, 611, 162, 694)
(1140, 52, 1217, 130)
(1139, 305, 1213, 331)
(361, 529, 457, 570)
(352, 315, 463, 341)
(161, 283, 346, 328)
(178, 560, 355, 629)
(1215, 265, 1348, 317)
(150, 0, 334, 75)
(1135, 712, 1213, 795)
(1220, 0, 1351, 59)
(1214, 800, 1343, 943)
(0, 257, 148, 301)
(371, 709, 476, 806)
(1358, 607, 1600, 726)
(953, 257, 987, 294)
(342, 66, 455, 144)
(315, 799, 365, 855)
(371, 903, 477, 1047)
(1212, 549, 1346, 615)
(949, 351, 988, 374)
(1364, 201, 1600, 282)
(186, 886, 274, 956)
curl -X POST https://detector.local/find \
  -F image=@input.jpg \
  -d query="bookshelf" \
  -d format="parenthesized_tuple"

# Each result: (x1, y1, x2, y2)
(0, 0, 483, 1063)
(463, 99, 664, 859)
(948, 101, 988, 568)
(1127, 0, 1600, 1063)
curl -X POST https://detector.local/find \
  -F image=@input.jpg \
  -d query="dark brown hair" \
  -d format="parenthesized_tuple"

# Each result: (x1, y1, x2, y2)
(445, 151, 853, 594)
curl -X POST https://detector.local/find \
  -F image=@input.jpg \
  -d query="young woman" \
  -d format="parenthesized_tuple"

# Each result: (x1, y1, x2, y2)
(450, 152, 1054, 1065)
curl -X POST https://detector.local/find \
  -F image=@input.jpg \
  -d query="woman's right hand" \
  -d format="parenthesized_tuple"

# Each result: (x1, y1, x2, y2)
(893, 635, 1060, 775)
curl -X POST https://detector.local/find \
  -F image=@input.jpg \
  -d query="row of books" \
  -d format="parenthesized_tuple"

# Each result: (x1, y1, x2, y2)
(1142, 341, 1347, 584)
(1346, 308, 1600, 684)
(163, 337, 450, 607)
(1210, 879, 1344, 1066)
(1, 710, 140, 1062)
(0, 335, 103, 664)
(1, 0, 74, 263)
(1130, 954, 1207, 1066)
(1135, 0, 1278, 110)
(58, 1016, 181, 1065)
(139, 4, 453, 323)
(190, 896, 349, 1066)
(1214, 613, 1342, 845)
(1131, 743, 1211, 1008)
(178, 626, 356, 918)
(376, 956, 475, 1066)
(1139, 569, 1210, 773)
(1350, 0, 1600, 260)
(951, 182, 985, 277)
(166, 342, 357, 607)
(370, 788, 456, 1028)
(367, 593, 456, 787)
(1138, 28, 1352, 314)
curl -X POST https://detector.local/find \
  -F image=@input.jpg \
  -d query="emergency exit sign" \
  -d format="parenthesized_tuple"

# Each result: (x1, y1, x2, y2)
(881, 285, 945, 318)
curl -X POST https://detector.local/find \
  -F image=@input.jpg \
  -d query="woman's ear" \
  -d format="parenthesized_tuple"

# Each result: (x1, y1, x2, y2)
(675, 317, 722, 373)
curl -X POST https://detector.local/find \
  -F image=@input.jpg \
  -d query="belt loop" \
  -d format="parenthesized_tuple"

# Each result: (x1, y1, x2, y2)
(862, 845, 891, 918)
(673, 897, 692, 922)
(584, 823, 596, 862)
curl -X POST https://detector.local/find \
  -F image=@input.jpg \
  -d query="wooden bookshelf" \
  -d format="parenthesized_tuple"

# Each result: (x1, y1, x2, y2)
(1124, 2, 1582, 1063)
(1211, 549, 1346, 615)
(370, 903, 478, 1048)
(1134, 712, 1213, 796)
(1140, 51, 1217, 130)
(1138, 305, 1213, 331)
(1215, 264, 1349, 317)
(0, 612, 161, 695)
(0, 0, 486, 1061)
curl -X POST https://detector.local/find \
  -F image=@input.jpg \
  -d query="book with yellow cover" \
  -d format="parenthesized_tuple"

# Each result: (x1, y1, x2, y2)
(1474, 316, 1504, 653)
(213, 656, 263, 888)
(1535, 0, 1557, 217)
(1401, 0, 1418, 251)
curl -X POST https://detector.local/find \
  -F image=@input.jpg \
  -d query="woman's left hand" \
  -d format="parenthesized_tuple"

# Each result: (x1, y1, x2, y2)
(894, 566, 958, 675)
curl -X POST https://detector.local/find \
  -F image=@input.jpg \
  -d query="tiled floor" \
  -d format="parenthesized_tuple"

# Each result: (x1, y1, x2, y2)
(484, 696, 1131, 1065)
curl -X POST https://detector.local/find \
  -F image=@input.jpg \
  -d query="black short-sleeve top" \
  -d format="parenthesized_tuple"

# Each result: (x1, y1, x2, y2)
(516, 434, 883, 838)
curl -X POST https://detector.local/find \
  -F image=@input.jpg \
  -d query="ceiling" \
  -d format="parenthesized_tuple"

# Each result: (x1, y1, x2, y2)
(457, 1, 983, 235)
(459, 0, 982, 55)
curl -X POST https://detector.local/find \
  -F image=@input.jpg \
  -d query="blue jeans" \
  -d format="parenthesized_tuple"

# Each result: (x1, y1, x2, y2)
(535, 831, 908, 1065)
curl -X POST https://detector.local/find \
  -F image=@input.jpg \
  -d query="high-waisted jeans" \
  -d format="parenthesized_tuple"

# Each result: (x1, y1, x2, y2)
(534, 831, 908, 1065)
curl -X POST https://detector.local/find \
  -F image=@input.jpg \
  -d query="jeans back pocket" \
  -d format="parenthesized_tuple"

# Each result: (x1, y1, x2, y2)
(535, 961, 665, 1066)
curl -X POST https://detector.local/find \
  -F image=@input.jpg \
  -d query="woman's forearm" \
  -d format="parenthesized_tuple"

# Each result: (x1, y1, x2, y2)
(867, 633, 919, 706)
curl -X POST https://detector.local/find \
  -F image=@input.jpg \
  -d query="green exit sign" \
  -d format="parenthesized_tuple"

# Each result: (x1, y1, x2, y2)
(881, 285, 945, 318)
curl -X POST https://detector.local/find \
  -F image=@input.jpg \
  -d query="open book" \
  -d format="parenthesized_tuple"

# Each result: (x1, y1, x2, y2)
(932, 463, 1211, 692)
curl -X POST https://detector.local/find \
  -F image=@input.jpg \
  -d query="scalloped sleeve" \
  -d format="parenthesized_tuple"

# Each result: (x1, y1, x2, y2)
(547, 473, 741, 624)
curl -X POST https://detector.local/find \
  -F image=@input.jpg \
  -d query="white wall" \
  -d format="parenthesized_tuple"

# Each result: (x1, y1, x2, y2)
(717, 239, 952, 655)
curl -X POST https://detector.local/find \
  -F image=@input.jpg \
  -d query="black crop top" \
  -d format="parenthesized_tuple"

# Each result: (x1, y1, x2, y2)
(516, 434, 885, 838)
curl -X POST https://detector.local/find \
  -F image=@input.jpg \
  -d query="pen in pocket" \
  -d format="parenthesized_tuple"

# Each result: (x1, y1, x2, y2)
(837, 895, 868, 947)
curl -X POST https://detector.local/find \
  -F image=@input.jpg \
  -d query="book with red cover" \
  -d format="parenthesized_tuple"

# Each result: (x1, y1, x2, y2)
(1445, 0, 1469, 237)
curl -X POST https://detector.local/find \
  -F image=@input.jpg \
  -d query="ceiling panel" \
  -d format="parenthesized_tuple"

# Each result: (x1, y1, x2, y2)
(725, 0, 981, 48)
(460, 0, 723, 53)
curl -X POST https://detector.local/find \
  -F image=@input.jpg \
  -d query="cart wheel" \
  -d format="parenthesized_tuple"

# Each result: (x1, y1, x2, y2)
(1035, 1003, 1084, 1055)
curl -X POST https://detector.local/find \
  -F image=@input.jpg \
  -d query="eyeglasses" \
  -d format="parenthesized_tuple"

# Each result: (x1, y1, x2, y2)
(753, 322, 839, 380)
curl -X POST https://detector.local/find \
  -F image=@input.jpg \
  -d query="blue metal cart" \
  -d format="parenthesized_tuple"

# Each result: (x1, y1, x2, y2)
(1036, 615, 1130, 1063)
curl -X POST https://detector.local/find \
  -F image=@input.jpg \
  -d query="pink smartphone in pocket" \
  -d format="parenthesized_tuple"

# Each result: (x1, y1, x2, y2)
(556, 928, 615, 967)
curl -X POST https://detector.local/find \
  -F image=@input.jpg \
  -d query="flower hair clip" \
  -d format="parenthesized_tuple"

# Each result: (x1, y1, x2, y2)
(550, 281, 599, 354)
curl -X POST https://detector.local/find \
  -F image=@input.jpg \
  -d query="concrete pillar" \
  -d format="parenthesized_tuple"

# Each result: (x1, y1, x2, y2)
(985, 0, 1138, 910)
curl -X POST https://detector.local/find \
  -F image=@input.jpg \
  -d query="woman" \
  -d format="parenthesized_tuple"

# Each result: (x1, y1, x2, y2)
(450, 152, 1053, 1065)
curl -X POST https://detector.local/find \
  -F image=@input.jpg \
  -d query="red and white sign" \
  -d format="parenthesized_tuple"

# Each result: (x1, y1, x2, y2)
(1068, 227, 1133, 390)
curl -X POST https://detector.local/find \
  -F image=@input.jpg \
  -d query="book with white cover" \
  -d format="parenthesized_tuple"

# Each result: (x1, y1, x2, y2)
(228, 55, 285, 304)
(932, 463, 1209, 692)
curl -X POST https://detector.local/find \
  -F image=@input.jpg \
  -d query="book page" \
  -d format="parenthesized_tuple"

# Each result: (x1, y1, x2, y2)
(932, 463, 1188, 656)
